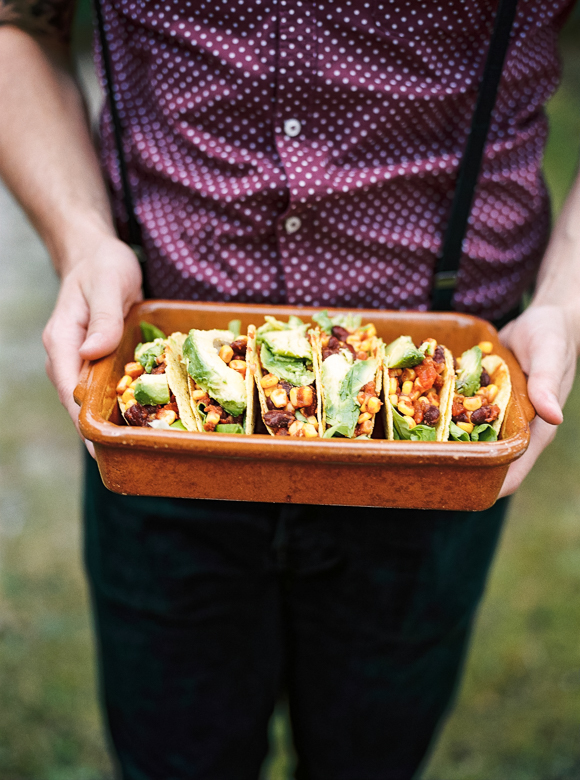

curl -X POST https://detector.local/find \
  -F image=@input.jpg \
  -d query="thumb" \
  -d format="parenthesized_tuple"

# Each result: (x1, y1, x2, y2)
(525, 328, 565, 426)
(79, 286, 126, 361)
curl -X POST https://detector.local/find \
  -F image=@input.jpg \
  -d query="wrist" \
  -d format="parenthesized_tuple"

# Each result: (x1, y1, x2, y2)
(48, 212, 123, 277)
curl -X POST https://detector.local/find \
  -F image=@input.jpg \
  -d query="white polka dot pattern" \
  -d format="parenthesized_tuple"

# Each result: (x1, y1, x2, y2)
(96, 0, 571, 319)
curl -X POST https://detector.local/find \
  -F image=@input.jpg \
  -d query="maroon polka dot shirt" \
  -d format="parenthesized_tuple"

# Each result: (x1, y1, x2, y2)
(98, 0, 573, 320)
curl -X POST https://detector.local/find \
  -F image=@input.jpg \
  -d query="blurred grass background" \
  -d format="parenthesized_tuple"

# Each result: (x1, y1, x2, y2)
(0, 9, 579, 780)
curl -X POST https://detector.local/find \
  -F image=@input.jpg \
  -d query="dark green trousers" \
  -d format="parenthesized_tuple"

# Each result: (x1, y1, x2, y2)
(84, 454, 508, 780)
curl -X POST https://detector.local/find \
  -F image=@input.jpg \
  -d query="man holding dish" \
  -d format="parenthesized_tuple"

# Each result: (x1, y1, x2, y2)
(0, 0, 579, 777)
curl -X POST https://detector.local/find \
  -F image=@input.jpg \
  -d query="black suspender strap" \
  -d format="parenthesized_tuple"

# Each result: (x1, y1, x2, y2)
(93, 0, 144, 258)
(431, 0, 519, 311)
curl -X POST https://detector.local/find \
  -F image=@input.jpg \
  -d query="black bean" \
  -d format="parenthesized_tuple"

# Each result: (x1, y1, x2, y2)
(423, 405, 440, 426)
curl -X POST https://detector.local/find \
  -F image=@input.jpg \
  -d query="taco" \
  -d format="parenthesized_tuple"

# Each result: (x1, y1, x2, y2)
(312, 311, 383, 439)
(448, 342, 511, 442)
(383, 336, 454, 441)
(181, 322, 256, 434)
(252, 315, 321, 437)
(115, 321, 198, 431)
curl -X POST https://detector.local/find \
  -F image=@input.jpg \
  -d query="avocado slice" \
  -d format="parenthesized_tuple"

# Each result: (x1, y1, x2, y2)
(455, 346, 482, 397)
(134, 373, 170, 406)
(384, 336, 424, 369)
(183, 329, 247, 417)
(261, 328, 312, 359)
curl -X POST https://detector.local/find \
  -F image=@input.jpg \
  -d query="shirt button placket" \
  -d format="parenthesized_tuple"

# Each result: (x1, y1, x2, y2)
(274, 0, 316, 304)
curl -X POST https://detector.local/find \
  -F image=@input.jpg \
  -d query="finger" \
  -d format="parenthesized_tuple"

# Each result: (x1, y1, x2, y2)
(498, 416, 558, 498)
(43, 284, 90, 424)
(79, 283, 126, 360)
(526, 338, 566, 425)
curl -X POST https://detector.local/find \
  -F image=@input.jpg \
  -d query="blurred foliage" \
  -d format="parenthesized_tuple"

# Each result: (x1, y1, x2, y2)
(0, 12, 578, 780)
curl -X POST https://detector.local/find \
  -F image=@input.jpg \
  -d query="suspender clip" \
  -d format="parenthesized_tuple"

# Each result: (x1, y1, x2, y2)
(433, 270, 458, 291)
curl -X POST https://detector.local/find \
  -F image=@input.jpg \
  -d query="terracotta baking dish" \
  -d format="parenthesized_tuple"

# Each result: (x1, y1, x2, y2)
(74, 301, 535, 511)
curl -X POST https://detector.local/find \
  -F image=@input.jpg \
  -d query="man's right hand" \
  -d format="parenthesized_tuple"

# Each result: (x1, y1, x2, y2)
(43, 233, 143, 451)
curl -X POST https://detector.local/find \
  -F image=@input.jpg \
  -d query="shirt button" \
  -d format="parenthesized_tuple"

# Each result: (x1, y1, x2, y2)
(284, 216, 302, 234)
(284, 118, 302, 138)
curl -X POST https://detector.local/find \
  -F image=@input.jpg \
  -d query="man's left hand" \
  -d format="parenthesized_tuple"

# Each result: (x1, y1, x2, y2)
(498, 303, 579, 497)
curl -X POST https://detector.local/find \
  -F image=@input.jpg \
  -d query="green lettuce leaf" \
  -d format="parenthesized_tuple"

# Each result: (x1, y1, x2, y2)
(312, 310, 334, 334)
(391, 406, 437, 441)
(140, 321, 166, 342)
(322, 354, 377, 438)
(449, 421, 470, 441)
(135, 340, 165, 373)
(312, 309, 363, 334)
(472, 424, 498, 442)
(215, 423, 244, 434)
(227, 319, 241, 339)
(448, 421, 498, 442)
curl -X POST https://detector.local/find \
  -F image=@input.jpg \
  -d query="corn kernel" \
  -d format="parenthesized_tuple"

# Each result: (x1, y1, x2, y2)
(398, 400, 415, 417)
(358, 412, 372, 424)
(389, 368, 402, 377)
(270, 388, 289, 408)
(346, 335, 360, 347)
(403, 416, 416, 429)
(229, 359, 247, 377)
(486, 384, 499, 402)
(290, 386, 314, 408)
(358, 419, 373, 435)
(389, 393, 399, 406)
(357, 391, 366, 405)
(264, 387, 274, 398)
(205, 410, 221, 428)
(285, 403, 295, 414)
(366, 396, 382, 414)
(365, 323, 377, 337)
(389, 377, 399, 395)
(219, 344, 234, 363)
(360, 338, 374, 353)
(121, 388, 135, 405)
(157, 409, 177, 425)
(478, 341, 494, 354)
(125, 398, 137, 409)
(124, 362, 144, 379)
(303, 423, 319, 438)
(401, 368, 416, 382)
(401, 380, 414, 396)
(288, 420, 304, 437)
(463, 396, 483, 412)
(457, 421, 474, 434)
(192, 389, 207, 401)
(260, 373, 279, 389)
(307, 416, 319, 428)
(116, 375, 133, 394)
